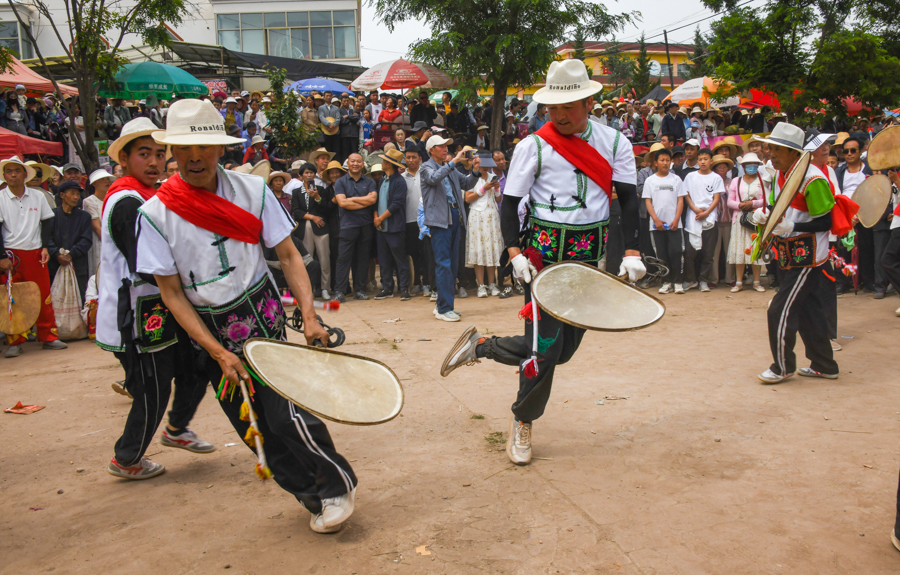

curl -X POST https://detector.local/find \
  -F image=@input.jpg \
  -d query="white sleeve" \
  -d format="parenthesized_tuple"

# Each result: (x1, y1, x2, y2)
(503, 136, 538, 198)
(260, 185, 295, 248)
(612, 133, 636, 185)
(713, 176, 726, 194)
(641, 177, 654, 199)
(675, 178, 687, 197)
(135, 212, 178, 276)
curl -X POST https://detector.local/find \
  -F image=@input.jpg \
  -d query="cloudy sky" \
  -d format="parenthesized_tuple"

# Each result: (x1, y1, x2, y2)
(357, 0, 769, 67)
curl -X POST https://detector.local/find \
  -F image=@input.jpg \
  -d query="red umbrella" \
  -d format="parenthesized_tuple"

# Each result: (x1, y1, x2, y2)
(349, 58, 455, 91)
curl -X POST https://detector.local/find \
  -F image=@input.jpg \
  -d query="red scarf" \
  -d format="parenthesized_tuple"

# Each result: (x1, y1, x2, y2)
(102, 175, 157, 215)
(156, 173, 262, 244)
(535, 122, 612, 198)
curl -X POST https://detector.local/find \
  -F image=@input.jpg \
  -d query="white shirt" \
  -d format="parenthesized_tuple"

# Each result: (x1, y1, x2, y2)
(366, 103, 383, 121)
(683, 171, 726, 222)
(0, 186, 54, 250)
(83, 194, 103, 276)
(504, 120, 635, 225)
(840, 168, 866, 199)
(402, 169, 421, 224)
(283, 177, 303, 197)
(642, 172, 687, 230)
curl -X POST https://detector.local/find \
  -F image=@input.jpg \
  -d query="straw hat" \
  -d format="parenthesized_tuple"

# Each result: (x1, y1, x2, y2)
(476, 124, 489, 132)
(308, 148, 335, 163)
(833, 132, 851, 146)
(250, 160, 270, 178)
(381, 148, 405, 168)
(712, 135, 741, 157)
(532, 59, 603, 105)
(757, 123, 805, 151)
(250, 134, 265, 146)
(267, 171, 290, 185)
(739, 152, 762, 165)
(648, 142, 666, 154)
(152, 99, 245, 147)
(369, 163, 384, 175)
(741, 134, 763, 153)
(109, 117, 159, 162)
(24, 161, 54, 182)
(0, 156, 36, 183)
(677, 107, 689, 115)
(710, 154, 734, 170)
(325, 160, 345, 173)
(250, 90, 264, 101)
(232, 163, 253, 173)
(691, 106, 703, 116)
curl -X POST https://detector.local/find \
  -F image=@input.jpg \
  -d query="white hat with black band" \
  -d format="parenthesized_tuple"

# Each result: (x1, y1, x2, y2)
(757, 123, 805, 152)
(532, 60, 603, 105)
(152, 99, 245, 147)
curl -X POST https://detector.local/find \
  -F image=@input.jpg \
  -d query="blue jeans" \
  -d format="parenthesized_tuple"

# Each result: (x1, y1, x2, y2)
(430, 206, 460, 314)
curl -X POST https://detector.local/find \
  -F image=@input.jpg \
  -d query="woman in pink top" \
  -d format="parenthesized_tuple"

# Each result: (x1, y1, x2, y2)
(726, 152, 767, 292)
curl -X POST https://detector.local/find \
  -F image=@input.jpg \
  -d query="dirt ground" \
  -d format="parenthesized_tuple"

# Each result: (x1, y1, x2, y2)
(1, 285, 899, 574)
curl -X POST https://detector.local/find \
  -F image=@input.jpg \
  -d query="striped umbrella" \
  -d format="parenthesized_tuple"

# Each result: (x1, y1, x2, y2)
(350, 58, 456, 91)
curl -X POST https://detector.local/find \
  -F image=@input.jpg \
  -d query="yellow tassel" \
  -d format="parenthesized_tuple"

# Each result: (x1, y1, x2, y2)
(255, 463, 272, 480)
(239, 401, 250, 422)
(243, 426, 263, 447)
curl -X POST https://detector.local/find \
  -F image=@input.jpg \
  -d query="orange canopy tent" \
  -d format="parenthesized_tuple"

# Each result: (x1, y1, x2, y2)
(0, 127, 63, 157)
(0, 56, 77, 97)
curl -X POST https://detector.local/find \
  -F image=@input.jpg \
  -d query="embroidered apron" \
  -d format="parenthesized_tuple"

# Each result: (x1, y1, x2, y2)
(775, 233, 817, 270)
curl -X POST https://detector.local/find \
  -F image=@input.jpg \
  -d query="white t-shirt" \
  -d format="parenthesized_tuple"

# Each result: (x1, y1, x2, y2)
(82, 194, 103, 276)
(283, 177, 303, 197)
(504, 120, 634, 225)
(683, 171, 726, 221)
(642, 172, 687, 230)
(0, 186, 54, 250)
(840, 169, 866, 199)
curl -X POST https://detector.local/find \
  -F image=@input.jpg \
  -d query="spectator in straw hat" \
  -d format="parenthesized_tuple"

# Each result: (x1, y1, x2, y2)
(373, 148, 410, 300)
(242, 134, 269, 166)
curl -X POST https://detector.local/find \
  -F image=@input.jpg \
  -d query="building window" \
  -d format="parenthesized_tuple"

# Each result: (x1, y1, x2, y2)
(0, 21, 33, 59)
(659, 63, 677, 77)
(216, 11, 357, 59)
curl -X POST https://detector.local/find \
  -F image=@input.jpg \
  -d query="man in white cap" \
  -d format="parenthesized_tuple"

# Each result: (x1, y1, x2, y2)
(752, 123, 838, 384)
(439, 59, 646, 465)
(97, 117, 216, 480)
(220, 97, 243, 131)
(83, 169, 113, 276)
(0, 156, 67, 357)
(135, 99, 357, 533)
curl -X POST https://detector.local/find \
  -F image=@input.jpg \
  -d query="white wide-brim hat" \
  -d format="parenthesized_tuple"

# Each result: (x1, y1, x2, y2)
(739, 152, 762, 165)
(250, 135, 265, 145)
(24, 161, 54, 182)
(757, 122, 805, 151)
(0, 156, 36, 183)
(532, 59, 603, 105)
(267, 171, 290, 185)
(152, 99, 246, 147)
(89, 169, 114, 185)
(109, 117, 160, 162)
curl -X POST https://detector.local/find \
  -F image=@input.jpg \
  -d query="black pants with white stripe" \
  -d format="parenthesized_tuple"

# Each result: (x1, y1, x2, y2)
(113, 340, 207, 467)
(766, 264, 838, 377)
(205, 359, 357, 514)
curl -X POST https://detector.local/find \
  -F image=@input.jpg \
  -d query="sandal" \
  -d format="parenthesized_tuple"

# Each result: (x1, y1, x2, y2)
(730, 282, 742, 293)
(753, 282, 765, 293)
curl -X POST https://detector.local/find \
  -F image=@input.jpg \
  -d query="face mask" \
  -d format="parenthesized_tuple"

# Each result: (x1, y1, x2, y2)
(744, 164, 759, 175)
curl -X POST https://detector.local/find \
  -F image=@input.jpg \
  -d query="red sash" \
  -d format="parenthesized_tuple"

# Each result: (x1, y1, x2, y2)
(534, 122, 612, 199)
(102, 175, 157, 215)
(156, 173, 263, 244)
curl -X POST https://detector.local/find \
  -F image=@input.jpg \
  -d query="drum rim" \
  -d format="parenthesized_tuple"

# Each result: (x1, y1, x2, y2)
(854, 173, 892, 228)
(530, 261, 666, 332)
(866, 125, 900, 171)
(242, 337, 405, 426)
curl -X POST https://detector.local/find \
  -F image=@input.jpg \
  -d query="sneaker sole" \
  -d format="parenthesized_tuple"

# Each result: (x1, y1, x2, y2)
(757, 372, 795, 384)
(435, 313, 461, 322)
(441, 325, 477, 377)
(107, 464, 166, 480)
(798, 369, 839, 380)
(310, 515, 342, 534)
(160, 435, 217, 453)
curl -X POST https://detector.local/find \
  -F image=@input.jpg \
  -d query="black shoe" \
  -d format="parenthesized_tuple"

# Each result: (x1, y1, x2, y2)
(374, 290, 394, 300)
(332, 291, 346, 303)
(874, 290, 886, 300)
(354, 291, 369, 300)
(514, 283, 525, 295)
(498, 286, 515, 299)
(400, 291, 410, 301)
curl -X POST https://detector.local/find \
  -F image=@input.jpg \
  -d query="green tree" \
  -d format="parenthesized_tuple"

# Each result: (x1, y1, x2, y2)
(680, 27, 713, 80)
(265, 67, 319, 159)
(370, 0, 636, 149)
(572, 25, 593, 79)
(602, 39, 634, 92)
(7, 0, 189, 171)
(628, 33, 659, 99)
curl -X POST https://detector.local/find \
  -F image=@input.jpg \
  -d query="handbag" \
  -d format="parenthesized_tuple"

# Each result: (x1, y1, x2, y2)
(738, 176, 763, 230)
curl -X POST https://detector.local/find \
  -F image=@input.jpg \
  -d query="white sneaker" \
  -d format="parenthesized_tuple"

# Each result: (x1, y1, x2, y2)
(674, 283, 685, 294)
(684, 281, 698, 291)
(430, 291, 438, 302)
(321, 289, 331, 301)
(798, 367, 839, 379)
(489, 283, 501, 296)
(658, 282, 672, 294)
(434, 309, 461, 322)
(160, 428, 216, 453)
(731, 282, 743, 293)
(477, 285, 488, 298)
(310, 487, 356, 533)
(757, 368, 795, 384)
(441, 325, 482, 376)
(699, 281, 710, 292)
(108, 456, 165, 480)
(506, 417, 532, 465)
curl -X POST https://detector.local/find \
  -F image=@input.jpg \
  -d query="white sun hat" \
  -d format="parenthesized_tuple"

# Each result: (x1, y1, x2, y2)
(0, 156, 36, 183)
(109, 117, 159, 162)
(738, 152, 762, 165)
(757, 122, 805, 151)
(152, 99, 246, 146)
(532, 59, 603, 105)
(89, 169, 114, 185)
(250, 134, 265, 146)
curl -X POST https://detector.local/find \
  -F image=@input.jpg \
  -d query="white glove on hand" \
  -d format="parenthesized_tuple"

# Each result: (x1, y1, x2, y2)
(618, 255, 647, 282)
(772, 219, 794, 237)
(511, 253, 538, 283)
(752, 208, 769, 226)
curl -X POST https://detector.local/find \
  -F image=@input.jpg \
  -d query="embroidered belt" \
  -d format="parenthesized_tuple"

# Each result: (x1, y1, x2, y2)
(193, 275, 286, 356)
(135, 294, 178, 353)
(775, 233, 816, 270)
(529, 217, 609, 264)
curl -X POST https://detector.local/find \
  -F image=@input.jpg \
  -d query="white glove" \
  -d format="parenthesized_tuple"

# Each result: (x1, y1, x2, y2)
(772, 219, 794, 237)
(511, 253, 538, 283)
(618, 255, 647, 282)
(752, 208, 769, 226)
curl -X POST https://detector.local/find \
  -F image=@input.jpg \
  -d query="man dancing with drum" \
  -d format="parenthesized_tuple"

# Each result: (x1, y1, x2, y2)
(440, 60, 646, 465)
(135, 100, 357, 534)
(98, 118, 215, 480)
(752, 123, 839, 383)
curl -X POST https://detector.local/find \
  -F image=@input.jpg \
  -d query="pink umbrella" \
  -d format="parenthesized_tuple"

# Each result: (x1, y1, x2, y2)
(349, 58, 456, 91)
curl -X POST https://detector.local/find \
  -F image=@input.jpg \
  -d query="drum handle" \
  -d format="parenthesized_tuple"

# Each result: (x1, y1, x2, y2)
(238, 378, 272, 481)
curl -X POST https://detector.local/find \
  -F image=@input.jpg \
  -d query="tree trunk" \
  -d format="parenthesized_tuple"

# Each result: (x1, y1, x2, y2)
(72, 72, 100, 173)
(489, 79, 509, 150)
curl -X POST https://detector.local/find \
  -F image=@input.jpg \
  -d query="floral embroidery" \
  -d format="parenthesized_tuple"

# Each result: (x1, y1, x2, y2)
(256, 292, 286, 332)
(532, 226, 558, 258)
(566, 233, 595, 260)
(792, 246, 808, 263)
(537, 328, 560, 354)
(142, 304, 168, 341)
(218, 314, 259, 353)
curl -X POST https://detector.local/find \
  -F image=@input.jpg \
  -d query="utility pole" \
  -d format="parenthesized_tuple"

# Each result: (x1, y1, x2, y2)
(663, 30, 675, 90)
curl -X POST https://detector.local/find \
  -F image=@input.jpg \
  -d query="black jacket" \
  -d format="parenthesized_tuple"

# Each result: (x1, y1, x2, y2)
(660, 113, 685, 141)
(376, 171, 407, 234)
(291, 182, 335, 239)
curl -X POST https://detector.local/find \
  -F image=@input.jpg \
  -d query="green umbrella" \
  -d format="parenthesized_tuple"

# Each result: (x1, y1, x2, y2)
(429, 89, 458, 105)
(98, 62, 209, 100)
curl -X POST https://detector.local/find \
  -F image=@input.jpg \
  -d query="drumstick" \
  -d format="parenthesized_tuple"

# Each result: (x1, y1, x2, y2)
(237, 377, 272, 480)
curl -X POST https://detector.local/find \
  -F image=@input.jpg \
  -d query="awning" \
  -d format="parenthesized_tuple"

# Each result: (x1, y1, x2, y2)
(0, 55, 78, 97)
(0, 127, 64, 158)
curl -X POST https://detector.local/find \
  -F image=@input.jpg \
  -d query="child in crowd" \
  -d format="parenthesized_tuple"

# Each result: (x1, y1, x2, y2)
(682, 148, 725, 292)
(642, 148, 687, 294)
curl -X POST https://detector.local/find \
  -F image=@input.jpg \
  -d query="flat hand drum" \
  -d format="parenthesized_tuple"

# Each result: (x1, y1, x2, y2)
(530, 262, 665, 331)
(243, 338, 403, 425)
(866, 126, 900, 171)
(0, 281, 41, 335)
(854, 174, 892, 228)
